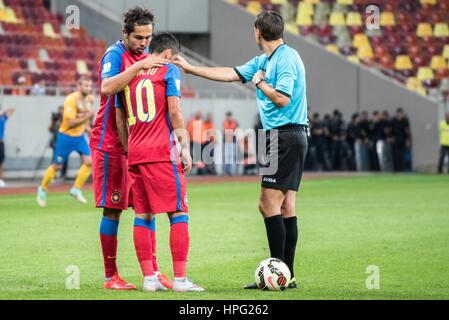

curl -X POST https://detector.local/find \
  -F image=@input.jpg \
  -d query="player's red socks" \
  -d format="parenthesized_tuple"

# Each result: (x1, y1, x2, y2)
(170, 215, 190, 278)
(133, 218, 155, 277)
(99, 216, 119, 279)
(149, 218, 159, 273)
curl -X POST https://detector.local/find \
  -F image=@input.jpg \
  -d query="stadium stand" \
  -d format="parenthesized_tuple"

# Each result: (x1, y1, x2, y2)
(230, 0, 449, 103)
(0, 0, 106, 95)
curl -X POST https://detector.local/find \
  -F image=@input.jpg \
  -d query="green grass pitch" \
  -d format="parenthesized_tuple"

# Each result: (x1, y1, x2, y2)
(1, 174, 449, 300)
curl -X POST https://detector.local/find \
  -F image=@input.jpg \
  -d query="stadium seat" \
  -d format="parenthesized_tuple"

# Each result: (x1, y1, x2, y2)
(76, 60, 89, 74)
(417, 23, 433, 37)
(434, 23, 449, 37)
(357, 44, 374, 60)
(297, 2, 314, 16)
(444, 45, 449, 59)
(329, 12, 346, 26)
(346, 12, 362, 26)
(380, 12, 396, 26)
(395, 55, 413, 71)
(352, 33, 368, 48)
(420, 0, 436, 5)
(430, 56, 447, 70)
(417, 67, 434, 81)
(43, 22, 59, 38)
(296, 12, 313, 26)
(246, 1, 262, 16)
(347, 55, 359, 64)
(406, 77, 419, 91)
(337, 0, 353, 5)
(326, 44, 340, 54)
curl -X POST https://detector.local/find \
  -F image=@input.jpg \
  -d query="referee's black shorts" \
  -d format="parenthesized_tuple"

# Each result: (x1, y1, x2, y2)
(0, 141, 4, 165)
(260, 124, 308, 192)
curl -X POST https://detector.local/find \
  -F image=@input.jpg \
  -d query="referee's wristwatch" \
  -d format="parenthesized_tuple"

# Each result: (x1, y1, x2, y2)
(254, 77, 264, 88)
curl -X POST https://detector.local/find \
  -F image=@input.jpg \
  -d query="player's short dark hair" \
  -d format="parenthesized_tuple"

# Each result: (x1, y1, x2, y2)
(123, 6, 154, 34)
(254, 11, 284, 41)
(150, 32, 180, 55)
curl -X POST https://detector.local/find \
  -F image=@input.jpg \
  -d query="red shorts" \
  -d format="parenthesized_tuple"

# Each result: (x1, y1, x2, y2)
(92, 149, 130, 210)
(129, 162, 188, 214)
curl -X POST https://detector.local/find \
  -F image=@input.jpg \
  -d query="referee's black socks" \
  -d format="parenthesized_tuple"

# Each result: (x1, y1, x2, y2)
(264, 215, 286, 261)
(283, 216, 298, 278)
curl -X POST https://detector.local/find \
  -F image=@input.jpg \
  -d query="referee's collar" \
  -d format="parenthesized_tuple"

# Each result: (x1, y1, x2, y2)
(268, 43, 286, 60)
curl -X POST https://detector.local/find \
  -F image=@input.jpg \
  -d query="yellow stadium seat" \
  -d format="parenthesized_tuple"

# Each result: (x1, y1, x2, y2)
(443, 45, 449, 59)
(329, 12, 345, 26)
(0, 9, 7, 22)
(43, 22, 59, 38)
(357, 44, 374, 59)
(417, 67, 434, 81)
(271, 0, 287, 4)
(416, 86, 427, 96)
(346, 12, 362, 26)
(76, 60, 89, 74)
(296, 13, 313, 26)
(298, 2, 314, 15)
(406, 77, 419, 91)
(434, 23, 449, 37)
(226, 0, 238, 4)
(380, 12, 396, 26)
(285, 23, 299, 35)
(326, 44, 340, 55)
(338, 0, 353, 4)
(430, 56, 447, 70)
(3, 7, 18, 23)
(417, 23, 433, 37)
(0, 0, 4, 9)
(420, 0, 436, 5)
(395, 55, 413, 70)
(347, 55, 360, 65)
(246, 1, 262, 16)
(352, 33, 369, 48)
(304, 0, 320, 4)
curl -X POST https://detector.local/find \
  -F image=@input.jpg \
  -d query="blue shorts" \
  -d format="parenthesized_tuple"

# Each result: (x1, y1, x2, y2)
(53, 132, 91, 165)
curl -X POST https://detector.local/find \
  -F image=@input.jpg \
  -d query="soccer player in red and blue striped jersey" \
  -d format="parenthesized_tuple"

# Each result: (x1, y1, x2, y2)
(89, 7, 170, 290)
(116, 33, 204, 292)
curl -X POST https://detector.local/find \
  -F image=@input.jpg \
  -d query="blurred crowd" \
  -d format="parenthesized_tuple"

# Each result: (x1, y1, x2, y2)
(305, 108, 412, 172)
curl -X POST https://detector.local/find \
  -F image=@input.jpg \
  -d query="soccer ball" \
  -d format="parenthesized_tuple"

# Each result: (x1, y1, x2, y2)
(255, 258, 291, 291)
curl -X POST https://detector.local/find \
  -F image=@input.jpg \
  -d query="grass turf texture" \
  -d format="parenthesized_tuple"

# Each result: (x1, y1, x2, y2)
(0, 174, 448, 300)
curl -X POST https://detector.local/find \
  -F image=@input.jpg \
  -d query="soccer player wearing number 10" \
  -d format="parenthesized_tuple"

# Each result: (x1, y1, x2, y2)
(116, 33, 204, 292)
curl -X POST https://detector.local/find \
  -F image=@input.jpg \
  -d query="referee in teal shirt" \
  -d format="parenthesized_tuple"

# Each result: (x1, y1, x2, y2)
(176, 11, 308, 289)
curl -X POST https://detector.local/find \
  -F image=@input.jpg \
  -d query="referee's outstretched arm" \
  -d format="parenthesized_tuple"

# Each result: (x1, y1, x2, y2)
(174, 56, 240, 83)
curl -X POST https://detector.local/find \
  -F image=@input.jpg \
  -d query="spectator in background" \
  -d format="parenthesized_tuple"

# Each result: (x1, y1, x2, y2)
(345, 113, 359, 171)
(187, 111, 207, 175)
(329, 110, 345, 170)
(310, 112, 328, 171)
(223, 111, 239, 176)
(31, 79, 46, 96)
(0, 107, 15, 188)
(203, 113, 217, 175)
(377, 110, 395, 172)
(355, 112, 371, 171)
(369, 111, 382, 171)
(438, 112, 449, 174)
(391, 108, 411, 172)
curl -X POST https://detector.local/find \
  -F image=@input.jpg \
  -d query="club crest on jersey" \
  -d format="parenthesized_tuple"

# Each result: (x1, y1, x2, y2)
(111, 191, 121, 204)
(102, 62, 111, 74)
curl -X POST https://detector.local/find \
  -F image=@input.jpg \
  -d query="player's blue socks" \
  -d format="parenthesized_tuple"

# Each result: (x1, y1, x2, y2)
(99, 217, 120, 279)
